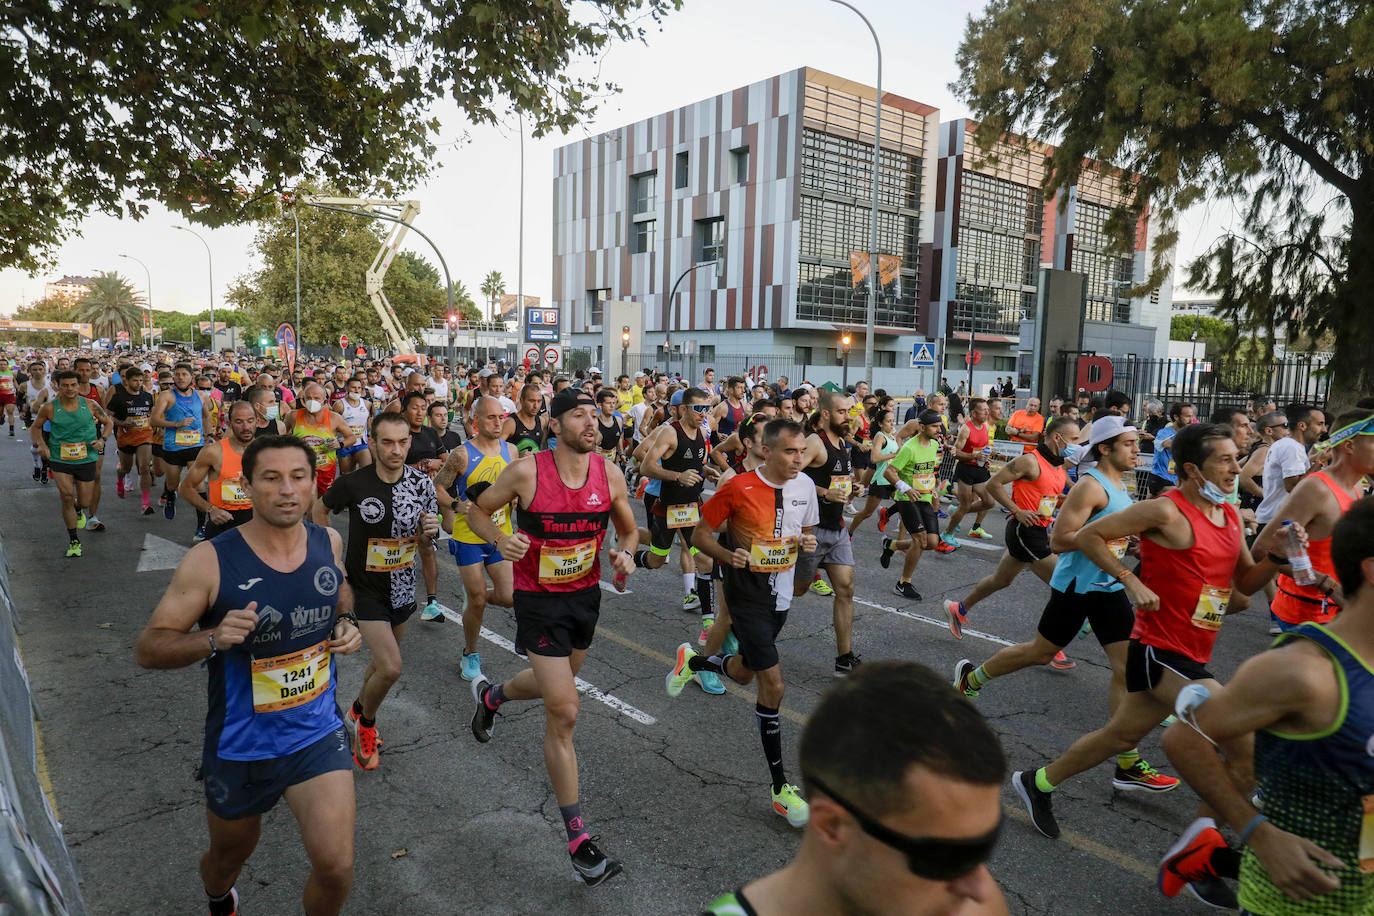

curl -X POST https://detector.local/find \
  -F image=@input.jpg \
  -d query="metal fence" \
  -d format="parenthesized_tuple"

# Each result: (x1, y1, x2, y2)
(570, 349, 846, 388)
(1055, 353, 1332, 413)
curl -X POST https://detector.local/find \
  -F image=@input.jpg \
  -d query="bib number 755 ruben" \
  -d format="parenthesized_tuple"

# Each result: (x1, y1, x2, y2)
(538, 539, 597, 584)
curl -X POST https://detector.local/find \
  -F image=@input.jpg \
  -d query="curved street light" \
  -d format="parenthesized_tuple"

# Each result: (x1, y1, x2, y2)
(172, 225, 214, 353)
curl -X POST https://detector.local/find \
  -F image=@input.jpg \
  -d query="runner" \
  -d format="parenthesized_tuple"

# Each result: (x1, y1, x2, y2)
(1253, 410, 1374, 630)
(712, 374, 748, 445)
(105, 365, 156, 515)
(1145, 401, 1196, 496)
(797, 389, 862, 675)
(286, 382, 358, 500)
(952, 417, 1179, 792)
(150, 362, 212, 523)
(1160, 497, 1374, 915)
(247, 385, 286, 439)
(593, 388, 623, 466)
(180, 400, 260, 539)
(134, 435, 363, 916)
(1007, 396, 1045, 453)
(72, 357, 109, 530)
(877, 409, 948, 591)
(315, 411, 439, 771)
(22, 359, 52, 483)
(502, 383, 546, 456)
(333, 377, 373, 473)
(29, 369, 112, 557)
(1009, 422, 1295, 908)
(391, 391, 446, 621)
(1256, 403, 1328, 526)
(942, 397, 997, 544)
(0, 355, 17, 435)
(435, 395, 516, 684)
(667, 417, 818, 825)
(942, 416, 1079, 632)
(699, 662, 1009, 916)
(465, 387, 639, 886)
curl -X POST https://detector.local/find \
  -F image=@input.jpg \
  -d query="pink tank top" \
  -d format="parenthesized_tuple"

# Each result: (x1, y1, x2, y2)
(512, 451, 611, 593)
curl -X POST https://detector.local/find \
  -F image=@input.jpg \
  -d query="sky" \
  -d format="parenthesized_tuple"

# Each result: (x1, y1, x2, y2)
(0, 0, 1237, 319)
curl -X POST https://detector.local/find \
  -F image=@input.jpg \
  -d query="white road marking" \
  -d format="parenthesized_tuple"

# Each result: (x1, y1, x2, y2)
(951, 537, 1003, 551)
(599, 579, 632, 595)
(434, 604, 656, 725)
(852, 595, 1017, 647)
(135, 533, 189, 572)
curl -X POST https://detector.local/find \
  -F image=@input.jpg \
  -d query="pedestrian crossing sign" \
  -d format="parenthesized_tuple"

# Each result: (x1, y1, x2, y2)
(911, 343, 935, 368)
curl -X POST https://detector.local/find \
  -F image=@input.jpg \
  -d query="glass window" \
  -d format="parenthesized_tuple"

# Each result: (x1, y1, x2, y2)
(794, 346, 813, 364)
(586, 288, 610, 328)
(800, 129, 920, 209)
(796, 262, 918, 329)
(960, 171, 1043, 236)
(631, 171, 656, 214)
(632, 219, 656, 255)
(675, 151, 690, 189)
(694, 217, 725, 263)
(699, 345, 715, 361)
(1074, 200, 1132, 323)
(731, 147, 750, 184)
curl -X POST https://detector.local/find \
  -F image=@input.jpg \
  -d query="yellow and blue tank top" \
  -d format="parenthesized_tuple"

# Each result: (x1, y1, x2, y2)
(451, 440, 514, 544)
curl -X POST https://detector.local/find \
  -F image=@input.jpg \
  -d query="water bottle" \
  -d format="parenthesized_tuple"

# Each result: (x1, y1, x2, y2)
(1283, 520, 1318, 585)
(1175, 683, 1211, 718)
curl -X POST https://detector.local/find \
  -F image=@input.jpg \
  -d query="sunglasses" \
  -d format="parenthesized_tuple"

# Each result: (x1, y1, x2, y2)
(1267, 422, 1288, 429)
(805, 773, 1002, 881)
(689, 403, 711, 413)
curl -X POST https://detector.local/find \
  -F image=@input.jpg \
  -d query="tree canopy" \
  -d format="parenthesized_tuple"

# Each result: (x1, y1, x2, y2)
(955, 0, 1373, 394)
(2, 0, 679, 274)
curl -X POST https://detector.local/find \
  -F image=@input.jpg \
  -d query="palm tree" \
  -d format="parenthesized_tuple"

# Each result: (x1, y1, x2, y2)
(448, 279, 482, 324)
(76, 271, 144, 342)
(480, 270, 506, 323)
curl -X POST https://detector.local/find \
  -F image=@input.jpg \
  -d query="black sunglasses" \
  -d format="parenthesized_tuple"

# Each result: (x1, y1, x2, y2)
(806, 773, 1002, 881)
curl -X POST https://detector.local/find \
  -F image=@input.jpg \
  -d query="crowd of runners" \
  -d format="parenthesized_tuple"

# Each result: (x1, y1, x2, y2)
(2, 344, 1372, 915)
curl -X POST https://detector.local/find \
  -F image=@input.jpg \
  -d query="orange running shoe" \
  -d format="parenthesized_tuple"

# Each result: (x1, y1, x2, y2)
(1050, 650, 1076, 670)
(1158, 822, 1227, 898)
(354, 722, 380, 770)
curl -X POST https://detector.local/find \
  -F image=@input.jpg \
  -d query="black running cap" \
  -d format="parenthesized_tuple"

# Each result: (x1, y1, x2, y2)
(918, 409, 943, 425)
(550, 388, 595, 419)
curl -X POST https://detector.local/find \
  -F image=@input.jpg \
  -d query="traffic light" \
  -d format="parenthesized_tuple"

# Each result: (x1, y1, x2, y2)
(447, 313, 458, 329)
(259, 335, 269, 347)
(841, 333, 852, 350)
(621, 326, 630, 348)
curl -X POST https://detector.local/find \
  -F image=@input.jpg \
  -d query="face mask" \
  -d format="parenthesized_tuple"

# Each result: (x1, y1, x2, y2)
(1198, 477, 1230, 505)
(1061, 443, 1084, 464)
(264, 405, 280, 420)
(305, 399, 323, 413)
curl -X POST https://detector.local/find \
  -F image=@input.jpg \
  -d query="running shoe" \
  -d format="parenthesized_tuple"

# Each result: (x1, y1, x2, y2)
(968, 526, 993, 540)
(76, 509, 86, 530)
(164, 492, 176, 519)
(116, 477, 125, 498)
(953, 659, 979, 698)
(460, 652, 482, 682)
(1012, 770, 1059, 839)
(31, 467, 41, 483)
(940, 530, 958, 546)
(1113, 759, 1180, 793)
(666, 642, 696, 697)
(65, 539, 81, 558)
(470, 675, 498, 742)
(843, 502, 858, 516)
(1158, 820, 1229, 898)
(420, 598, 443, 622)
(877, 506, 889, 532)
(771, 783, 809, 827)
(944, 599, 967, 639)
(207, 886, 238, 916)
(722, 632, 739, 656)
(893, 581, 922, 601)
(570, 835, 623, 887)
(1050, 651, 1075, 670)
(810, 578, 834, 597)
(1160, 714, 1178, 727)
(140, 504, 155, 516)
(39, 471, 48, 485)
(879, 538, 894, 569)
(683, 593, 701, 612)
(345, 703, 382, 747)
(192, 526, 206, 542)
(1184, 875, 1239, 910)
(933, 541, 959, 554)
(697, 614, 714, 647)
(354, 722, 379, 770)
(695, 669, 726, 695)
(86, 517, 105, 532)
(834, 652, 862, 677)
(1077, 620, 1093, 640)
(937, 508, 949, 519)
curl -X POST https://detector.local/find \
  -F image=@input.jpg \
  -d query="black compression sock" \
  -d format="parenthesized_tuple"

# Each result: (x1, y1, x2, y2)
(67, 528, 77, 541)
(756, 703, 786, 793)
(359, 715, 375, 728)
(633, 548, 651, 568)
(351, 698, 363, 718)
(687, 653, 723, 674)
(195, 507, 207, 528)
(696, 574, 713, 616)
(207, 889, 235, 916)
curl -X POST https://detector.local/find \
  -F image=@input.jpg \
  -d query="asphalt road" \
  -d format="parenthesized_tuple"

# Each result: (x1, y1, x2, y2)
(1, 437, 1266, 915)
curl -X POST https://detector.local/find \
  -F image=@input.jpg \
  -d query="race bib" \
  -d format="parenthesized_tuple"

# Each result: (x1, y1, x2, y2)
(1360, 795, 1374, 874)
(666, 502, 701, 529)
(1037, 493, 1058, 519)
(128, 415, 149, 428)
(219, 476, 251, 508)
(174, 428, 202, 446)
(830, 475, 853, 499)
(598, 447, 617, 458)
(1191, 584, 1231, 631)
(538, 539, 598, 584)
(349, 424, 365, 437)
(251, 640, 330, 713)
(365, 537, 417, 572)
(59, 441, 87, 461)
(491, 505, 510, 531)
(749, 536, 798, 572)
(914, 474, 936, 496)
(0, 377, 13, 393)
(1168, 458, 1176, 476)
(1108, 537, 1129, 560)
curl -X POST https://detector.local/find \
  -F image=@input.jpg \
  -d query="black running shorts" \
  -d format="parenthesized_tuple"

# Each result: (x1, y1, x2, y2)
(1125, 638, 1214, 693)
(353, 593, 417, 627)
(1036, 587, 1135, 648)
(727, 598, 787, 671)
(955, 463, 991, 486)
(162, 446, 203, 467)
(514, 585, 600, 658)
(1005, 518, 1052, 563)
(49, 460, 96, 483)
(894, 499, 939, 535)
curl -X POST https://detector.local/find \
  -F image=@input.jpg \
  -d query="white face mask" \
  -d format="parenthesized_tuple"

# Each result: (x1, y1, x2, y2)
(264, 405, 280, 420)
(305, 399, 324, 414)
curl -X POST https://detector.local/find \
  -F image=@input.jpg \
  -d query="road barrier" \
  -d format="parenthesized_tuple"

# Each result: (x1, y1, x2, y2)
(0, 531, 85, 914)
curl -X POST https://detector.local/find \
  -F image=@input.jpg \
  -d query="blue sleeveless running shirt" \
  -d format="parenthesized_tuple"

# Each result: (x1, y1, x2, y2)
(201, 524, 343, 760)
(1240, 623, 1374, 915)
(1049, 467, 1132, 594)
(163, 387, 205, 452)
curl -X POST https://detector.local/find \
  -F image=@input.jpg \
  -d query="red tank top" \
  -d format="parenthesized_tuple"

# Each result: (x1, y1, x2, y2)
(1133, 489, 1242, 663)
(512, 450, 611, 592)
(1011, 450, 1067, 528)
(960, 422, 990, 466)
(1271, 471, 1357, 625)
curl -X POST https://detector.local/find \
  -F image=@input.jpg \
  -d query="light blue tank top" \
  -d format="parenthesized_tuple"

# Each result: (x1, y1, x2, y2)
(163, 387, 205, 451)
(1049, 468, 1132, 594)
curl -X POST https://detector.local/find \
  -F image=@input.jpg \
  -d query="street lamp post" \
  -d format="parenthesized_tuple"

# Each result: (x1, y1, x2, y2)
(841, 332, 852, 388)
(293, 207, 302, 344)
(117, 253, 152, 349)
(172, 225, 214, 353)
(664, 259, 721, 374)
(827, 0, 881, 387)
(621, 326, 631, 378)
(965, 259, 980, 396)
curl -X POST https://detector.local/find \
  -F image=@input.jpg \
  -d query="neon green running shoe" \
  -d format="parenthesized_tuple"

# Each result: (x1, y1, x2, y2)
(76, 510, 86, 530)
(771, 783, 809, 827)
(809, 578, 834, 596)
(665, 642, 696, 697)
(65, 539, 82, 558)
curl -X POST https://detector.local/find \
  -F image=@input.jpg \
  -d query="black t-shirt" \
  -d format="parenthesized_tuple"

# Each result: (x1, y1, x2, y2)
(215, 381, 243, 402)
(321, 464, 437, 607)
(1142, 414, 1167, 454)
(405, 425, 446, 466)
(438, 428, 463, 453)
